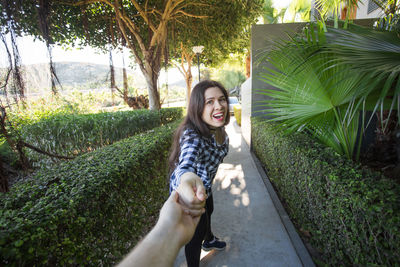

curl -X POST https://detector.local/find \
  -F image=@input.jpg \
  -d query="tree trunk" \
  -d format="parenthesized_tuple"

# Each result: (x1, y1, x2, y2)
(0, 158, 9, 193)
(144, 70, 161, 110)
(0, 108, 30, 171)
(122, 57, 128, 102)
(185, 71, 192, 107)
(109, 49, 116, 105)
(140, 49, 162, 110)
(124, 49, 161, 110)
(246, 52, 251, 78)
(178, 43, 194, 108)
(111, 1, 170, 110)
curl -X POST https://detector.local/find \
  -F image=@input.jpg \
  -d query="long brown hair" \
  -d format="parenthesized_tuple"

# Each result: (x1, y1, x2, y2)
(168, 80, 230, 173)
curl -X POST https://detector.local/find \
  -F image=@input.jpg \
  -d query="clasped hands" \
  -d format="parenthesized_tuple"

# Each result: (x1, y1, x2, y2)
(176, 172, 207, 217)
(117, 173, 207, 266)
(158, 172, 206, 247)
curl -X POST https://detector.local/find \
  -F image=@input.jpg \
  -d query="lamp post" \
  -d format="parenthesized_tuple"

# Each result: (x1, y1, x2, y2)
(192, 45, 204, 82)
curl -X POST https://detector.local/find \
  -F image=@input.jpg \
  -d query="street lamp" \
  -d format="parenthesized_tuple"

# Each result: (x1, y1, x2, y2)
(192, 45, 204, 82)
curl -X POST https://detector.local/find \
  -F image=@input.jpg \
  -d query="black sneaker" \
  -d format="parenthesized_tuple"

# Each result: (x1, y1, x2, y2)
(202, 237, 226, 251)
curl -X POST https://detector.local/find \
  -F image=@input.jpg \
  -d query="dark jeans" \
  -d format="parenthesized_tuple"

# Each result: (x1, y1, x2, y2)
(185, 193, 214, 267)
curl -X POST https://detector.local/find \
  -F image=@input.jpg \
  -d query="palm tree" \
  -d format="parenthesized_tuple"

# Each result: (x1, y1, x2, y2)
(262, 0, 286, 24)
(257, 20, 400, 160)
(287, 0, 311, 22)
(257, 0, 400, 160)
(314, 0, 358, 29)
(262, 0, 311, 24)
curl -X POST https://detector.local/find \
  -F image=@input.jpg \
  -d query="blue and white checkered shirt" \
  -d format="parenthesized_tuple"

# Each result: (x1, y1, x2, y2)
(170, 128, 229, 191)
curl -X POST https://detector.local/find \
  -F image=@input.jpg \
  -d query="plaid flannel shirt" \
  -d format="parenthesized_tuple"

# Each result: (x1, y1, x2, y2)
(170, 128, 229, 192)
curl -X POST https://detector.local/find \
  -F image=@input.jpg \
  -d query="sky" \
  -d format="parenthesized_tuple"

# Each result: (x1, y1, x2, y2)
(0, 0, 294, 68)
(273, 0, 292, 9)
(0, 35, 132, 68)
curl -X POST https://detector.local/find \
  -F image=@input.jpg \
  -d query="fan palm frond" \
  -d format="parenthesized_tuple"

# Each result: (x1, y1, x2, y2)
(322, 24, 400, 128)
(256, 24, 393, 159)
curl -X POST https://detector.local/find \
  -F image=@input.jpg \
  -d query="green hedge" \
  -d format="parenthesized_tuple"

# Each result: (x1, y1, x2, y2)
(158, 107, 185, 124)
(18, 107, 182, 165)
(0, 120, 181, 266)
(251, 117, 400, 266)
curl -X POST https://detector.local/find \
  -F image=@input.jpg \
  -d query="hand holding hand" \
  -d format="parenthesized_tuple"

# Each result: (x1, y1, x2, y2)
(118, 190, 204, 267)
(176, 172, 206, 217)
(158, 191, 203, 247)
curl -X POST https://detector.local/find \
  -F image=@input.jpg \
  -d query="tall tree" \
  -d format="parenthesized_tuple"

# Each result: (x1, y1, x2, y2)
(174, 42, 195, 106)
(170, 0, 263, 102)
(1, 0, 263, 110)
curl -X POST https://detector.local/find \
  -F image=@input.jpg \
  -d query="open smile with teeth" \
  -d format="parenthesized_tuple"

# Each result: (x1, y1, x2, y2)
(213, 112, 224, 121)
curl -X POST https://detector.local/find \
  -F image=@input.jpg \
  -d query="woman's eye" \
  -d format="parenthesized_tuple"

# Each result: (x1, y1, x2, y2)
(206, 100, 213, 105)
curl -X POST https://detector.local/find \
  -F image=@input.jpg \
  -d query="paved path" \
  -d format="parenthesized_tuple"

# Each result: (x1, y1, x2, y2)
(174, 118, 311, 267)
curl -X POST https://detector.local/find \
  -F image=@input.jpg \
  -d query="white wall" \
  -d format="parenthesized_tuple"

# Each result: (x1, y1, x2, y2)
(309, 0, 384, 20)
(240, 78, 252, 146)
(356, 0, 384, 19)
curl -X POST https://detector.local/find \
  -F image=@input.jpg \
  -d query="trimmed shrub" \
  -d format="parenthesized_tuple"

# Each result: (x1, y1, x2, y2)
(251, 117, 400, 266)
(0, 120, 180, 266)
(17, 108, 183, 165)
(233, 105, 241, 126)
(158, 107, 184, 125)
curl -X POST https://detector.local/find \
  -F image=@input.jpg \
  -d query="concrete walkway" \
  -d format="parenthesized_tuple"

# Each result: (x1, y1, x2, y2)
(174, 119, 314, 267)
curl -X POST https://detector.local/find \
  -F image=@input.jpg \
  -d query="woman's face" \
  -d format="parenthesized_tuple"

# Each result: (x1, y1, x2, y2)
(201, 86, 228, 129)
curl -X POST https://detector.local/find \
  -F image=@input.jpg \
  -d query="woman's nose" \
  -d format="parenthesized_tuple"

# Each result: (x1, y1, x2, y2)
(214, 100, 223, 109)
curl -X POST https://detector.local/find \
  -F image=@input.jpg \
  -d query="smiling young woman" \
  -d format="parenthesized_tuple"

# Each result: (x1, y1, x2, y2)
(168, 80, 231, 267)
(201, 86, 228, 129)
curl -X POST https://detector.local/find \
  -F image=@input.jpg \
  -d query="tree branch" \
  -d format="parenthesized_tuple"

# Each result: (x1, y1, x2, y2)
(174, 18, 186, 26)
(170, 0, 186, 11)
(114, 85, 124, 96)
(180, 42, 192, 76)
(174, 10, 208, 19)
(128, 0, 156, 32)
(173, 61, 185, 76)
(64, 0, 110, 7)
(20, 141, 75, 160)
(114, 15, 145, 72)
(120, 15, 147, 52)
(148, 0, 174, 48)
(0, 69, 12, 90)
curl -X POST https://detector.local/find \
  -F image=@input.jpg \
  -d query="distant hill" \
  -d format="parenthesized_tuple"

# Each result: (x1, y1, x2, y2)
(1, 62, 146, 94)
(0, 61, 190, 101)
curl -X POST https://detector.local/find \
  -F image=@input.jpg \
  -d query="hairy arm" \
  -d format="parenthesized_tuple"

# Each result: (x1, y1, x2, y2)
(117, 191, 203, 267)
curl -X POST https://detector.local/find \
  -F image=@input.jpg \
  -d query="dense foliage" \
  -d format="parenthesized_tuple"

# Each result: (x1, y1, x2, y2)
(171, 0, 263, 66)
(251, 117, 400, 266)
(22, 110, 158, 157)
(19, 107, 182, 162)
(0, 120, 180, 265)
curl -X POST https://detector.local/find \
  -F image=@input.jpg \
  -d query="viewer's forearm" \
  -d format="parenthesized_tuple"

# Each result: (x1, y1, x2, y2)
(117, 223, 181, 267)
